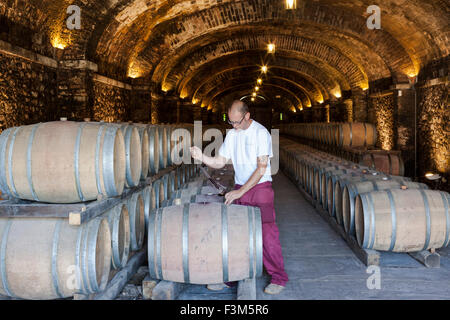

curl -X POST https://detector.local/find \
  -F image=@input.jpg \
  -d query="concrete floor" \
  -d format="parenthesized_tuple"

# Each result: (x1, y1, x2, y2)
(178, 171, 450, 300)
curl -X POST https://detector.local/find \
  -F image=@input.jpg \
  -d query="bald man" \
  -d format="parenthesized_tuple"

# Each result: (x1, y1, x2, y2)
(190, 100, 288, 295)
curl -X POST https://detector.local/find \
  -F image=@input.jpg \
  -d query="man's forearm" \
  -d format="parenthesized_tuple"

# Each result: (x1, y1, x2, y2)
(198, 154, 226, 169)
(238, 166, 265, 195)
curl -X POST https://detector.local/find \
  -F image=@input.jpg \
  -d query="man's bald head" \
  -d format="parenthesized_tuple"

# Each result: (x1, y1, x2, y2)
(228, 100, 249, 115)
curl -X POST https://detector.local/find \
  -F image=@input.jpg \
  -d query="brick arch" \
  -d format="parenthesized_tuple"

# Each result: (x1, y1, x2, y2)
(204, 82, 304, 111)
(178, 53, 343, 101)
(133, 1, 417, 82)
(210, 85, 300, 114)
(154, 29, 391, 88)
(159, 33, 368, 94)
(193, 68, 314, 107)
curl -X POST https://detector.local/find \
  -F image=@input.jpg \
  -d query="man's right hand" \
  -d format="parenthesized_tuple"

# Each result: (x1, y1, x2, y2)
(190, 146, 203, 162)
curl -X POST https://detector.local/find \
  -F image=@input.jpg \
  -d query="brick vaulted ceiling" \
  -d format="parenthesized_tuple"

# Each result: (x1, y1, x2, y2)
(1, 0, 449, 111)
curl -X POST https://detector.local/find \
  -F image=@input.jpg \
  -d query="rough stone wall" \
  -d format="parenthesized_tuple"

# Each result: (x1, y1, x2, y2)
(369, 94, 395, 151)
(92, 81, 129, 122)
(0, 51, 57, 132)
(417, 84, 449, 179)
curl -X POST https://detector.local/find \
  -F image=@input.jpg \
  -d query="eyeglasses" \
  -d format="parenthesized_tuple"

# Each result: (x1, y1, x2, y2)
(227, 113, 247, 125)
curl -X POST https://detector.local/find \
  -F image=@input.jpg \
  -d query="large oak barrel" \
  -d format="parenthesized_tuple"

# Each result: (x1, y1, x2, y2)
(355, 189, 450, 252)
(148, 203, 263, 284)
(360, 152, 405, 176)
(0, 217, 111, 299)
(125, 192, 145, 251)
(343, 180, 429, 235)
(106, 204, 130, 269)
(0, 122, 125, 203)
(335, 123, 377, 148)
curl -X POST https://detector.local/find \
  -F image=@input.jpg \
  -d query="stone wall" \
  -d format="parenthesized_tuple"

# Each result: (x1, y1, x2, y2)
(369, 94, 395, 151)
(417, 84, 449, 180)
(92, 81, 130, 122)
(0, 51, 57, 132)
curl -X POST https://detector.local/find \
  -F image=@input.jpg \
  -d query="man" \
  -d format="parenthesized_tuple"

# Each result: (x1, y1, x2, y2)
(190, 100, 288, 295)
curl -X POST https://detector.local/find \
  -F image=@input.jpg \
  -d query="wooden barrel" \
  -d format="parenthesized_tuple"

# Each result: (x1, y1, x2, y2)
(135, 126, 150, 180)
(334, 173, 395, 225)
(0, 122, 125, 203)
(157, 126, 168, 169)
(343, 180, 429, 235)
(106, 204, 130, 269)
(360, 152, 405, 176)
(125, 192, 145, 251)
(148, 203, 263, 284)
(118, 124, 142, 188)
(335, 123, 377, 148)
(147, 126, 160, 175)
(355, 189, 450, 252)
(0, 217, 111, 299)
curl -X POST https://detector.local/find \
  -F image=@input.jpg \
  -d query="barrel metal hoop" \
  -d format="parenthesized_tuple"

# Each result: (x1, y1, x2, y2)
(7, 127, 21, 198)
(247, 207, 254, 279)
(419, 190, 431, 250)
(153, 180, 160, 209)
(80, 220, 93, 294)
(440, 192, 450, 247)
(182, 203, 190, 283)
(74, 123, 87, 201)
(103, 125, 120, 197)
(95, 125, 106, 195)
(124, 127, 134, 187)
(87, 218, 102, 292)
(0, 220, 16, 298)
(51, 219, 64, 298)
(366, 193, 377, 249)
(111, 207, 120, 267)
(147, 208, 157, 279)
(0, 129, 12, 197)
(254, 207, 263, 277)
(386, 190, 397, 251)
(156, 208, 163, 280)
(74, 224, 84, 294)
(221, 204, 229, 283)
(26, 123, 40, 201)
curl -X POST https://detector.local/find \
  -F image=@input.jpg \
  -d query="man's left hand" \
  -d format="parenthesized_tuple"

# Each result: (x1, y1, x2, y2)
(224, 189, 244, 205)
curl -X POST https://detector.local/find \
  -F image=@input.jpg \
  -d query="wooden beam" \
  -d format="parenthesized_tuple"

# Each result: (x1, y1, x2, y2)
(151, 281, 186, 300)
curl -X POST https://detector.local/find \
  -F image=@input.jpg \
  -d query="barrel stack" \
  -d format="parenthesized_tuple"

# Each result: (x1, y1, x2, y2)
(0, 120, 203, 300)
(279, 134, 450, 254)
(276, 122, 405, 176)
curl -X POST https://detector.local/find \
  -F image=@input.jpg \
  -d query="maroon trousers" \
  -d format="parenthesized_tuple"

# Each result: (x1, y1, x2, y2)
(234, 182, 289, 286)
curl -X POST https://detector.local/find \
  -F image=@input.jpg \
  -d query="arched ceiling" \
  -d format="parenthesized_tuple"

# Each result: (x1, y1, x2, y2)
(2, 0, 448, 111)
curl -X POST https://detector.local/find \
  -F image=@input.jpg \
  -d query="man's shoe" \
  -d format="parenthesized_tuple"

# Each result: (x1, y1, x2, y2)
(264, 283, 285, 295)
(207, 283, 230, 291)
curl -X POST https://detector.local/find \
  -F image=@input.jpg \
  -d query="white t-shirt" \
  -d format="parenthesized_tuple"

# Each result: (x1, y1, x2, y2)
(219, 120, 273, 185)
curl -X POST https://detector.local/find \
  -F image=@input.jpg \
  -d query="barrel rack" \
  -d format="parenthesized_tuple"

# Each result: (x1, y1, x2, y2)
(0, 164, 181, 300)
(280, 163, 441, 269)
